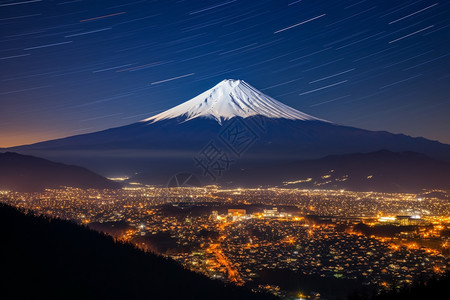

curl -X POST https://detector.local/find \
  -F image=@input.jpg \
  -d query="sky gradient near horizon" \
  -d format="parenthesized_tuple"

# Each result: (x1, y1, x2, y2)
(1, 0, 450, 147)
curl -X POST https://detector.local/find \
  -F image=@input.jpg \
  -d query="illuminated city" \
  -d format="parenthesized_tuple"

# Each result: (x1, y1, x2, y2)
(1, 186, 448, 298)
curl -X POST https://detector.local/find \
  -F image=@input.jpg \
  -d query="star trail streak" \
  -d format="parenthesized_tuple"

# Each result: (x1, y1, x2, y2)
(80, 12, 126, 22)
(0, 54, 30, 60)
(189, 0, 237, 15)
(64, 28, 112, 38)
(309, 69, 355, 84)
(274, 14, 326, 34)
(23, 41, 73, 50)
(0, 0, 41, 7)
(389, 25, 435, 43)
(299, 81, 349, 96)
(389, 3, 439, 24)
(151, 73, 195, 85)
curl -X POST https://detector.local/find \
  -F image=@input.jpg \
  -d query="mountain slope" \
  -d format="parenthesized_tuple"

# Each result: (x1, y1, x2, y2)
(0, 203, 274, 300)
(0, 152, 120, 192)
(7, 79, 450, 187)
(226, 150, 450, 192)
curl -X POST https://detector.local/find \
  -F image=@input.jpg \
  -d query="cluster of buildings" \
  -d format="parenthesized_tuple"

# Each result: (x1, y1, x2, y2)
(0, 186, 449, 298)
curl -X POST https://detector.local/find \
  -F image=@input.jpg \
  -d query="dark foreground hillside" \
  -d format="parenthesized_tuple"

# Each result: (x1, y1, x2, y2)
(0, 204, 274, 300)
(349, 271, 450, 300)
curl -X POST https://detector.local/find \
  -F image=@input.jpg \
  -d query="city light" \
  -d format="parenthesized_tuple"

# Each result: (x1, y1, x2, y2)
(1, 186, 448, 298)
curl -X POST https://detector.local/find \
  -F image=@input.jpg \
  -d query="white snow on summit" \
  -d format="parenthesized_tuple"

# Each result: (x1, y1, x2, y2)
(142, 79, 324, 124)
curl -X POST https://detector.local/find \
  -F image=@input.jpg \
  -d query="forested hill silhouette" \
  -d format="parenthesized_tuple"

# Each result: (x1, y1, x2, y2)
(226, 150, 450, 193)
(348, 272, 450, 300)
(0, 152, 120, 192)
(0, 204, 275, 300)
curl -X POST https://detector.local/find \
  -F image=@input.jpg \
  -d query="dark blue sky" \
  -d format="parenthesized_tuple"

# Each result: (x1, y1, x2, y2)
(1, 0, 449, 147)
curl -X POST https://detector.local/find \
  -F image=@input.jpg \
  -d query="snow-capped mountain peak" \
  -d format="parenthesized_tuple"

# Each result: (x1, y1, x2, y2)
(142, 79, 324, 124)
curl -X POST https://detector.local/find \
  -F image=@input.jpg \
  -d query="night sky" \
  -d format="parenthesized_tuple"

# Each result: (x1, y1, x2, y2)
(1, 0, 449, 147)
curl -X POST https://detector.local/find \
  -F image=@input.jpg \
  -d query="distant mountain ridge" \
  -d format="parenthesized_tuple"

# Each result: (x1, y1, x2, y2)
(223, 150, 450, 193)
(0, 152, 120, 192)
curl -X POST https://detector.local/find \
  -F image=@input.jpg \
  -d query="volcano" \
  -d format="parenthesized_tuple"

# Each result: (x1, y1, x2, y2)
(143, 79, 321, 123)
(7, 79, 450, 188)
